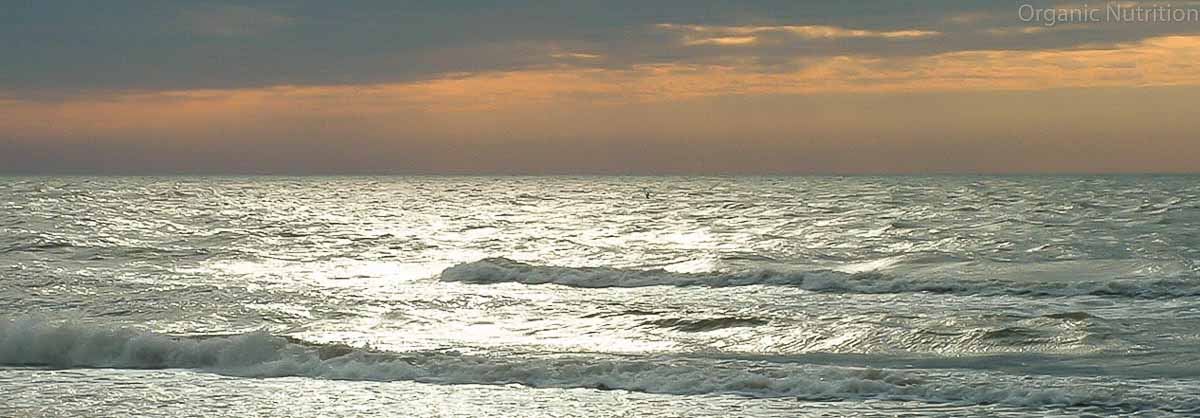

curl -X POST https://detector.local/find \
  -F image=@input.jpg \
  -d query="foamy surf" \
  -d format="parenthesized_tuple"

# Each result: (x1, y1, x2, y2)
(439, 258, 1200, 298)
(1, 318, 1196, 412)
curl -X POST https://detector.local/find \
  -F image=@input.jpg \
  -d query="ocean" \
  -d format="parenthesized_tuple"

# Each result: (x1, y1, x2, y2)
(2, 176, 1199, 417)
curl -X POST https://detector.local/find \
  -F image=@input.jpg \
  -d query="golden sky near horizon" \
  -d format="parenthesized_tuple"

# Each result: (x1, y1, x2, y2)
(3, 2, 1200, 173)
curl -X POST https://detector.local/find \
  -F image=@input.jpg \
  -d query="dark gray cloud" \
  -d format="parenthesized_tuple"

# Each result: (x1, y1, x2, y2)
(4, 0, 1198, 94)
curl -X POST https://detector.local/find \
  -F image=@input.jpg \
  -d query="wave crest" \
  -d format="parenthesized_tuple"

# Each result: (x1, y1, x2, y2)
(1, 318, 1193, 410)
(438, 258, 1200, 298)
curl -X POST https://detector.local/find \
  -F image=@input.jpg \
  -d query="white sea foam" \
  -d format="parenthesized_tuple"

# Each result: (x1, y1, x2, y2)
(1, 318, 1194, 411)
(439, 258, 1200, 298)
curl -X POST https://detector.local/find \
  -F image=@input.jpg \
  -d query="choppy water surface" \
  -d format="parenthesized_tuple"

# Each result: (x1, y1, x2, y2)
(2, 176, 1199, 417)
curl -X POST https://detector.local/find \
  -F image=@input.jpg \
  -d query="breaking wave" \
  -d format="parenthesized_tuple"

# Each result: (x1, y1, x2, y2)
(439, 258, 1200, 298)
(1, 318, 1195, 411)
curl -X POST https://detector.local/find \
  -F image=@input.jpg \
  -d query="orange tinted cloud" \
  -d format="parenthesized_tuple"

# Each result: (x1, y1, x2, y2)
(4, 34, 1200, 142)
(658, 23, 942, 40)
(658, 23, 941, 47)
(399, 34, 1200, 103)
(684, 36, 760, 46)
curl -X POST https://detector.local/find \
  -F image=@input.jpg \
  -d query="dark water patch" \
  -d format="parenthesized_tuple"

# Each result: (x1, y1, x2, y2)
(1043, 312, 1100, 321)
(581, 309, 660, 319)
(642, 317, 769, 332)
(1, 239, 76, 254)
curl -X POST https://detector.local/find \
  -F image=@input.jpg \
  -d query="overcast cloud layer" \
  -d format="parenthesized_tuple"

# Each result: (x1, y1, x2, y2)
(3, 1, 1199, 173)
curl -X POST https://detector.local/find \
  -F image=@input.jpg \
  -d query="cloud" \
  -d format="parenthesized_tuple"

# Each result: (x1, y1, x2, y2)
(684, 36, 760, 46)
(550, 52, 603, 59)
(657, 24, 942, 39)
(5, 33, 1199, 137)
(945, 12, 993, 25)
(5, 2, 1200, 173)
(180, 5, 295, 37)
(5, 2, 1196, 93)
(983, 26, 1052, 36)
(658, 23, 941, 47)
(5, 32, 1200, 174)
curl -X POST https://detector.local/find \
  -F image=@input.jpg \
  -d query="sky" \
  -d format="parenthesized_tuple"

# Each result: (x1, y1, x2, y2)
(2, 0, 1199, 174)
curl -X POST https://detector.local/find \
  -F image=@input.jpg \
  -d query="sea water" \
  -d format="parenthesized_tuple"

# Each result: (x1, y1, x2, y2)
(2, 176, 1199, 417)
